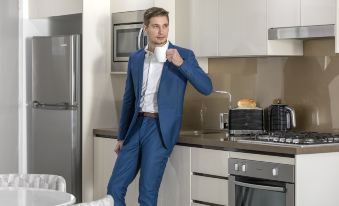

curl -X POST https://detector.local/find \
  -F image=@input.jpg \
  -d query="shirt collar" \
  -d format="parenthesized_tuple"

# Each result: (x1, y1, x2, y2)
(144, 41, 169, 57)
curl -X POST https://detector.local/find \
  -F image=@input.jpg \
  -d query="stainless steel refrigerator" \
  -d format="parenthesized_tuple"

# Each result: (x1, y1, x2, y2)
(29, 34, 82, 201)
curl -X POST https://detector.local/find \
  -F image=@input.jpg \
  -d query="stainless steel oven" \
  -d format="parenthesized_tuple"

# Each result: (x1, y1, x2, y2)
(112, 10, 148, 73)
(229, 158, 295, 206)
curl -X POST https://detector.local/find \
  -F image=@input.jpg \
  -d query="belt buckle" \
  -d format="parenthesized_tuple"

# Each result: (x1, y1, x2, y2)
(139, 112, 157, 118)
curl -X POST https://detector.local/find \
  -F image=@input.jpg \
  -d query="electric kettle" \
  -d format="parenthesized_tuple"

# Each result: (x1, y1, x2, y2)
(266, 99, 296, 132)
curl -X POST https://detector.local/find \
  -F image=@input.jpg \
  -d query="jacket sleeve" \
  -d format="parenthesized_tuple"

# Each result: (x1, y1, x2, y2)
(178, 50, 213, 95)
(117, 59, 136, 140)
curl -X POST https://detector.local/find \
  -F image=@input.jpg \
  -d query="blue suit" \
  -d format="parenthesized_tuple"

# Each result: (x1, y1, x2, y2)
(107, 42, 213, 206)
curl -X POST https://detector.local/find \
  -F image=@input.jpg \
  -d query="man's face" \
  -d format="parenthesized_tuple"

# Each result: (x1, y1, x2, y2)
(144, 16, 169, 46)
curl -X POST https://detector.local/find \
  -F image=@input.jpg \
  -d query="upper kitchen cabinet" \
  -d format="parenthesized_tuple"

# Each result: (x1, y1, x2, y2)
(301, 0, 336, 26)
(174, 0, 302, 57)
(186, 0, 218, 57)
(268, 0, 338, 54)
(267, 0, 300, 28)
(111, 0, 154, 13)
(29, 0, 82, 18)
(174, 0, 218, 57)
(155, 0, 210, 72)
(268, 0, 335, 27)
(218, 0, 302, 56)
(218, 0, 267, 56)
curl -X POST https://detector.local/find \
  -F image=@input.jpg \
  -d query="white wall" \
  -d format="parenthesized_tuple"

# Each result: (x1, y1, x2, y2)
(82, 0, 115, 201)
(19, 0, 50, 174)
(29, 0, 82, 18)
(19, 0, 82, 174)
(0, 0, 19, 173)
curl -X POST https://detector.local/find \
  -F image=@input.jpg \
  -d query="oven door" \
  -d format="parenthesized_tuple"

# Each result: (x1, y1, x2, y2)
(229, 175, 294, 206)
(113, 23, 147, 62)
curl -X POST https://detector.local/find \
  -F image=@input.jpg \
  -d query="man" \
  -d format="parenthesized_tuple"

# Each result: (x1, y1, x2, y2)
(107, 7, 213, 206)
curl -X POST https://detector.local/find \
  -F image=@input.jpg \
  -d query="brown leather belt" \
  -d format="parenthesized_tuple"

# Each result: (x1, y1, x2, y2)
(138, 112, 158, 118)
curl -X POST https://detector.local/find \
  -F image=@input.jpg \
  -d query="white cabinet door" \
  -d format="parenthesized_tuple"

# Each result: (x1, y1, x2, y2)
(218, 0, 267, 56)
(190, 0, 218, 57)
(161, 0, 217, 57)
(93, 137, 139, 205)
(93, 137, 117, 199)
(267, 0, 300, 28)
(301, 0, 336, 26)
(295, 153, 339, 206)
(157, 145, 191, 206)
(111, 0, 154, 13)
(29, 0, 82, 18)
(268, 0, 335, 27)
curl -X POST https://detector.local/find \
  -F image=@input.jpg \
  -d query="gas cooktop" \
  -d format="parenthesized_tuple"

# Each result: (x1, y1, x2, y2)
(236, 131, 339, 147)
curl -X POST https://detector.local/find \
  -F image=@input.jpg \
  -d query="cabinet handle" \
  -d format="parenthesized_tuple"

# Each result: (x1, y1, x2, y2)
(192, 172, 228, 180)
(192, 199, 226, 206)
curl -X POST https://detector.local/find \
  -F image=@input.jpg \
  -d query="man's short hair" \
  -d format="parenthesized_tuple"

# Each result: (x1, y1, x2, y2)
(144, 7, 169, 26)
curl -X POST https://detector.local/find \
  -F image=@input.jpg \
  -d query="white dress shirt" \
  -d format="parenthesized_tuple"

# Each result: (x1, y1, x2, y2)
(139, 41, 169, 113)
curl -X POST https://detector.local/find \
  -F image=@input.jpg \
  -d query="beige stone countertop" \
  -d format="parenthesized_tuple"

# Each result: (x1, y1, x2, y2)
(93, 128, 339, 155)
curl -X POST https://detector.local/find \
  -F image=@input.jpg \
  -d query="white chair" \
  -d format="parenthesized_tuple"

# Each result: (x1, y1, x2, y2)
(73, 195, 114, 206)
(0, 174, 66, 192)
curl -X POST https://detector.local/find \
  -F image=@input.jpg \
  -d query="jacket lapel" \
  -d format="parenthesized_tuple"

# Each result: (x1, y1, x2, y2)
(158, 42, 175, 101)
(136, 50, 146, 101)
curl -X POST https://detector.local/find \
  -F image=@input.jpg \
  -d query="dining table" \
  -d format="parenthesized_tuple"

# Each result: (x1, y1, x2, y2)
(0, 187, 76, 206)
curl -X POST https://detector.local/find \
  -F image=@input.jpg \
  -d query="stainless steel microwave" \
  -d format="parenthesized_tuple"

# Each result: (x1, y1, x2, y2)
(112, 10, 148, 73)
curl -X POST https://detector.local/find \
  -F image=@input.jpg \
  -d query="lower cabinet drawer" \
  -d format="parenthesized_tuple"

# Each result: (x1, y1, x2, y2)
(191, 147, 229, 177)
(191, 174, 228, 206)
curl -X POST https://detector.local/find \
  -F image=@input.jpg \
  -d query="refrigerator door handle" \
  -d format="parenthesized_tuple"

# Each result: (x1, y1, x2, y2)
(33, 100, 78, 110)
(70, 35, 79, 105)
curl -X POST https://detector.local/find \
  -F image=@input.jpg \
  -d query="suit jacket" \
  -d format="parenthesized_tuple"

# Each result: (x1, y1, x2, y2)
(118, 42, 213, 151)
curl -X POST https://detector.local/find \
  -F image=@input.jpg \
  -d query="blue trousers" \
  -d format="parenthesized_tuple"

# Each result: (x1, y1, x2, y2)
(107, 116, 170, 206)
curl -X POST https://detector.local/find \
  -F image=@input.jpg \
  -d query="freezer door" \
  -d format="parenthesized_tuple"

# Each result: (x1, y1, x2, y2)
(29, 108, 81, 201)
(32, 35, 80, 105)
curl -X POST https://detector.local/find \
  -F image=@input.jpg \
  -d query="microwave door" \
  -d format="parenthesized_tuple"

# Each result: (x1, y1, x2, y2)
(113, 23, 144, 62)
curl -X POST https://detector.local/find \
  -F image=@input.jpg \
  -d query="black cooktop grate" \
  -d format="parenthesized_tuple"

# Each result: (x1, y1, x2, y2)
(253, 131, 339, 145)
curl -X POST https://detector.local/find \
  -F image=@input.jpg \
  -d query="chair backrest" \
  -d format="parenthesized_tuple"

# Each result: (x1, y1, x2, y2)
(0, 174, 66, 192)
(73, 195, 113, 206)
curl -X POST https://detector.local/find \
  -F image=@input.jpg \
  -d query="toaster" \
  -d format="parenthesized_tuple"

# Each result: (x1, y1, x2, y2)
(228, 107, 264, 135)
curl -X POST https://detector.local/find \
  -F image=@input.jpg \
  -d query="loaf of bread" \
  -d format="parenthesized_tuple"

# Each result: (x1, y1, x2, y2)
(237, 98, 257, 108)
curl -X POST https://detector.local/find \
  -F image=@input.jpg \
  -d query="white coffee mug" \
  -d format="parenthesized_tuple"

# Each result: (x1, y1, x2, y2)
(154, 47, 167, 62)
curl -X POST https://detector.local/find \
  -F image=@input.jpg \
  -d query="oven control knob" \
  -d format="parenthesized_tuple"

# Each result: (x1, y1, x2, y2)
(241, 164, 247, 172)
(234, 163, 239, 171)
(272, 168, 279, 176)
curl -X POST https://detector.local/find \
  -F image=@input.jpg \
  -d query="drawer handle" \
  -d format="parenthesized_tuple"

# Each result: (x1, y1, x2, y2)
(192, 199, 226, 206)
(192, 172, 228, 180)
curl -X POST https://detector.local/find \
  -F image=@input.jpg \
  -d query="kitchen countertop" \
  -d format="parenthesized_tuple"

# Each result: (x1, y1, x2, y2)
(93, 128, 339, 155)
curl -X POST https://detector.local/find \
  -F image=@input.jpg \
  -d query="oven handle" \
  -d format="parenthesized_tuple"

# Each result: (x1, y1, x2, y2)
(234, 180, 286, 192)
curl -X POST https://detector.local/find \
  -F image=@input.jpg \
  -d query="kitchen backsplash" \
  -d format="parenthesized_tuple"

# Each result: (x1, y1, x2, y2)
(112, 39, 339, 132)
(182, 39, 339, 132)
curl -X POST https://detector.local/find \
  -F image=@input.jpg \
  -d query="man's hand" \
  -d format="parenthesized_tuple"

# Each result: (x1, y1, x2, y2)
(166, 49, 184, 67)
(114, 140, 124, 154)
